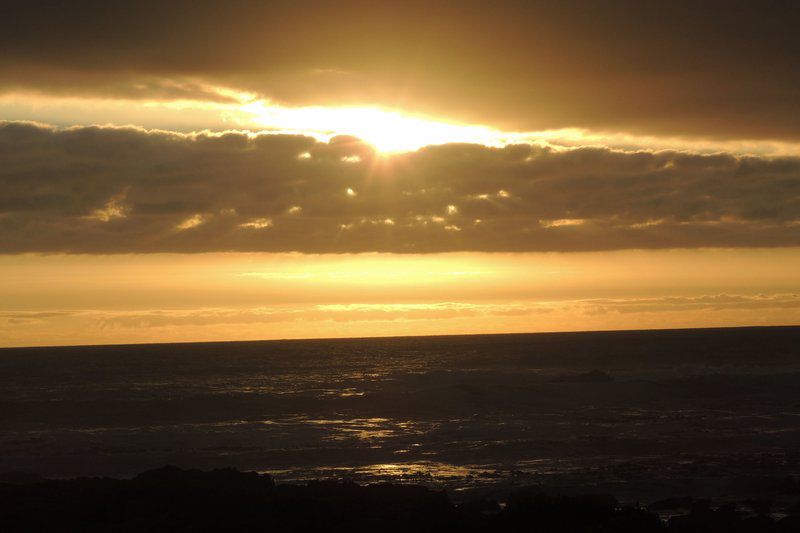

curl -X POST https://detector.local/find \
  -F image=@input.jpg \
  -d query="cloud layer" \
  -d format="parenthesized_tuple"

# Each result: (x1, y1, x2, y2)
(2, 1, 800, 139)
(1, 121, 799, 253)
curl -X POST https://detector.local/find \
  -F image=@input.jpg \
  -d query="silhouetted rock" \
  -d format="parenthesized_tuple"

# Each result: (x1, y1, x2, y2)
(1, 465, 793, 531)
(458, 497, 502, 516)
(667, 503, 784, 533)
(650, 496, 694, 511)
(492, 490, 663, 531)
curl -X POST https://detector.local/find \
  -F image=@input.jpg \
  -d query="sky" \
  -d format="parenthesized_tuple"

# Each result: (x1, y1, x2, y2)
(0, 0, 798, 346)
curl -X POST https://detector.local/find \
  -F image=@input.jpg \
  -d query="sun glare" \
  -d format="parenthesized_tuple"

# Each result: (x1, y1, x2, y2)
(240, 101, 509, 153)
(7, 89, 800, 157)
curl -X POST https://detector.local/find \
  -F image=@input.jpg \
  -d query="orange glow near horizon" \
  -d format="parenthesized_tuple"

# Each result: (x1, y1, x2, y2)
(1, 249, 798, 347)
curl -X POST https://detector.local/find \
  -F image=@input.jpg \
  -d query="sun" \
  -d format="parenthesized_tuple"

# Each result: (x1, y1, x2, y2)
(240, 101, 508, 153)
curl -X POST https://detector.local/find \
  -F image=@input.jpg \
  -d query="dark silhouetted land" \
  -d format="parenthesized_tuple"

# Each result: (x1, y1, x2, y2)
(0, 466, 800, 533)
(3, 465, 800, 532)
(1, 326, 799, 529)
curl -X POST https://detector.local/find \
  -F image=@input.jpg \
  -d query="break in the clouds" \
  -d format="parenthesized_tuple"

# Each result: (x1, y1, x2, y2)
(1, 121, 799, 254)
(2, 1, 800, 140)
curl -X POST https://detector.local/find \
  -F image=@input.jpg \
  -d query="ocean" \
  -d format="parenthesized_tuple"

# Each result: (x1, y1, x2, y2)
(2, 326, 799, 504)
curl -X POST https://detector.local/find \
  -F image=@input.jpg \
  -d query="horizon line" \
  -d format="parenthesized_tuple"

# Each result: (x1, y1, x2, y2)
(2, 323, 798, 352)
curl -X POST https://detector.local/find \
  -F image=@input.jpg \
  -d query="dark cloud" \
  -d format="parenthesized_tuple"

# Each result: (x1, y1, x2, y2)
(0, 121, 798, 253)
(1, 1, 800, 139)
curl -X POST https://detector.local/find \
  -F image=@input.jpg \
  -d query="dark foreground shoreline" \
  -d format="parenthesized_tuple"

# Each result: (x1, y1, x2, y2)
(2, 466, 799, 532)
